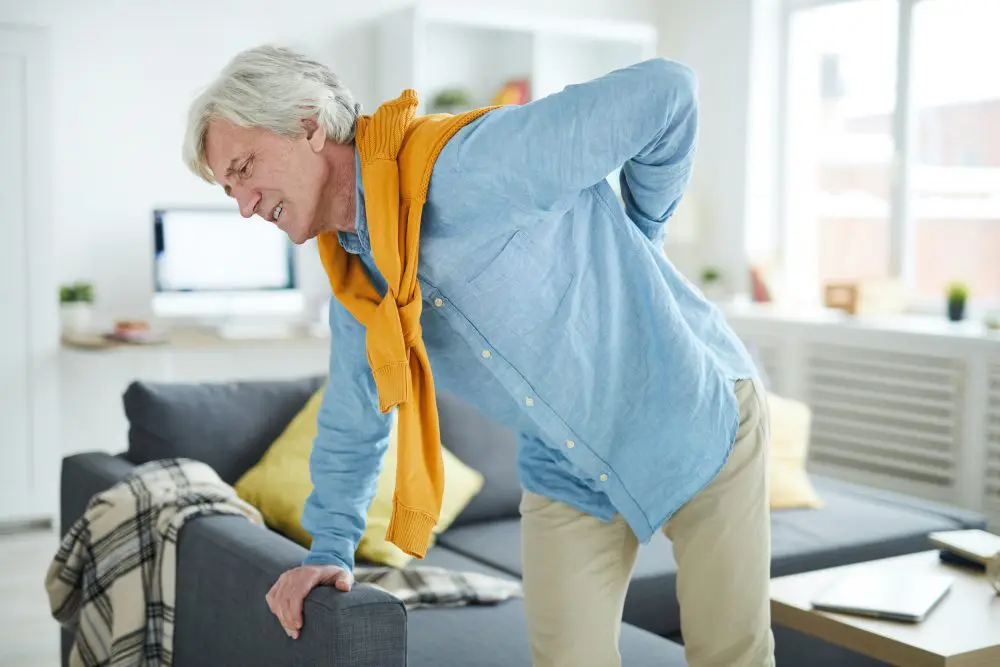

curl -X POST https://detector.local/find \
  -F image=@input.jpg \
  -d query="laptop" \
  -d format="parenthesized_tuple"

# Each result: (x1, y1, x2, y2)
(810, 569, 953, 623)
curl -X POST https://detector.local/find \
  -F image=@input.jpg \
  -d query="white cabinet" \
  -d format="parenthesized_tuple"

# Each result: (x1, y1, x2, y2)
(0, 26, 58, 526)
(376, 4, 657, 112)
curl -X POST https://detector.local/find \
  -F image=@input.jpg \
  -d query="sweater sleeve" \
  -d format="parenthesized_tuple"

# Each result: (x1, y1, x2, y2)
(451, 57, 698, 244)
(300, 297, 392, 572)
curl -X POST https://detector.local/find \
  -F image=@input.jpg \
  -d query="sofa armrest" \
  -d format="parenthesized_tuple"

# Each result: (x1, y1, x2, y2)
(174, 515, 406, 667)
(60, 452, 137, 535)
(59, 453, 407, 667)
(60, 453, 139, 666)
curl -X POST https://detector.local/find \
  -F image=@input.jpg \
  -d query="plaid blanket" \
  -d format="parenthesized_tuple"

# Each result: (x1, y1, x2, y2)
(44, 458, 263, 667)
(355, 565, 522, 610)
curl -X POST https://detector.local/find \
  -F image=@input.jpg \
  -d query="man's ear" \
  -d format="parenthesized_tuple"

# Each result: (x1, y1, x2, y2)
(303, 116, 326, 152)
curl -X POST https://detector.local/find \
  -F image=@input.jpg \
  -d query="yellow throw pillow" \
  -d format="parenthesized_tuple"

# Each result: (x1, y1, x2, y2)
(234, 386, 485, 568)
(766, 392, 824, 510)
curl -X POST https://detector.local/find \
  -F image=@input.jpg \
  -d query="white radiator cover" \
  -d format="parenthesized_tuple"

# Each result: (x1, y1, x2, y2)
(727, 306, 1000, 529)
(806, 344, 963, 501)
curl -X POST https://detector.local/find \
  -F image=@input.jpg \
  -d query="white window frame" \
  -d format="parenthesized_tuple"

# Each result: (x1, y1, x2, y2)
(776, 0, 996, 314)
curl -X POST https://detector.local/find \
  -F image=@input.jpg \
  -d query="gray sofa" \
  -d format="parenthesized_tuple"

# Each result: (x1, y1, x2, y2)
(60, 375, 987, 667)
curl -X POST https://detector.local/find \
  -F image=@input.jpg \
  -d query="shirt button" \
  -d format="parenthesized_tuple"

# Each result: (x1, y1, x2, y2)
(433, 298, 444, 307)
(599, 473, 609, 482)
(565, 440, 575, 449)
(481, 350, 491, 359)
(525, 397, 535, 407)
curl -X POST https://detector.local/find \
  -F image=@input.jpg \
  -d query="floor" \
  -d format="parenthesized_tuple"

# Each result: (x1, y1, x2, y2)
(0, 527, 61, 667)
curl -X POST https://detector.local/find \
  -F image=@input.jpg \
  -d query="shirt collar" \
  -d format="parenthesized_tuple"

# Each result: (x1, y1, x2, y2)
(337, 147, 370, 255)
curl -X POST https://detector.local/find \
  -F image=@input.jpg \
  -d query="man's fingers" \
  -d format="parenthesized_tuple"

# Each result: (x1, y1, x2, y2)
(335, 569, 354, 592)
(286, 570, 320, 639)
(291, 568, 325, 634)
(281, 585, 300, 639)
(273, 576, 295, 637)
(288, 579, 312, 634)
(266, 566, 352, 640)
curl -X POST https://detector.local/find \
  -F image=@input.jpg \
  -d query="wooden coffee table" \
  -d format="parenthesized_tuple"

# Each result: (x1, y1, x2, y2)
(770, 551, 1000, 667)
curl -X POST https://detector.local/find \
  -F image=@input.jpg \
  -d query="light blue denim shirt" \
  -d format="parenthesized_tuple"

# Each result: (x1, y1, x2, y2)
(301, 58, 758, 571)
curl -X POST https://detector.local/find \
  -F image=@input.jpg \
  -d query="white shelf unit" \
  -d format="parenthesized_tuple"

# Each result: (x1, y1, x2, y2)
(375, 5, 658, 113)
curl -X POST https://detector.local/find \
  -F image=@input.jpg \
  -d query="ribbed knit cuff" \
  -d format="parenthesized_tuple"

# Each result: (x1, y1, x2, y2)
(384, 497, 437, 559)
(372, 361, 411, 412)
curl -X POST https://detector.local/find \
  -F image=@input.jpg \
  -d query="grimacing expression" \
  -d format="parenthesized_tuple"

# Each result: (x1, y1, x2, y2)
(203, 117, 349, 244)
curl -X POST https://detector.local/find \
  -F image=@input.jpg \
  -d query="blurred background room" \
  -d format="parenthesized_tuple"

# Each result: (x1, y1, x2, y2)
(2, 0, 998, 664)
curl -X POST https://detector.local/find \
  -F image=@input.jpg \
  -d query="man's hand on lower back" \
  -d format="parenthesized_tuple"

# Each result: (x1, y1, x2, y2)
(265, 564, 354, 639)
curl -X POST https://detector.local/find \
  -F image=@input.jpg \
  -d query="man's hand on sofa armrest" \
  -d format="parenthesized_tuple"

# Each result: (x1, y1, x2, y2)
(266, 564, 355, 639)
(173, 515, 406, 667)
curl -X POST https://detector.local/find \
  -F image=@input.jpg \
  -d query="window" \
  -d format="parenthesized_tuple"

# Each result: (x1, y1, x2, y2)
(780, 0, 1000, 306)
(910, 0, 1000, 300)
(784, 0, 897, 291)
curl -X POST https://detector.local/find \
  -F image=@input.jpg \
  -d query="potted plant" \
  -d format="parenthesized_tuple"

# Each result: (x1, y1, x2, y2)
(429, 88, 473, 115)
(60, 281, 95, 333)
(699, 267, 726, 301)
(946, 281, 968, 322)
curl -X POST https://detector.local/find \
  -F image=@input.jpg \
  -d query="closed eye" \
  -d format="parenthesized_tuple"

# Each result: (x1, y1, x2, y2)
(222, 153, 254, 197)
(238, 154, 254, 179)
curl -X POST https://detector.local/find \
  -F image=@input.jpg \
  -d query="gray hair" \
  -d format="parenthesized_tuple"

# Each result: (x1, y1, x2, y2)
(183, 45, 360, 182)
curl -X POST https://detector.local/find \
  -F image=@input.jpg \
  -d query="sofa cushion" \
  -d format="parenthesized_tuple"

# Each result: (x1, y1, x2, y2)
(123, 376, 323, 484)
(236, 387, 485, 568)
(436, 390, 523, 527)
(436, 519, 522, 575)
(437, 473, 986, 637)
(767, 392, 823, 510)
(412, 547, 687, 667)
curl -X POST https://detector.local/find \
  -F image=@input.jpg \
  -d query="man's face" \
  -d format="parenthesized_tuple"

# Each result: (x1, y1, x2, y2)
(204, 118, 338, 244)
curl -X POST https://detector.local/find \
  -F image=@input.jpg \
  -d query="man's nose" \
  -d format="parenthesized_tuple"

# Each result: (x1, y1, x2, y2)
(235, 190, 260, 218)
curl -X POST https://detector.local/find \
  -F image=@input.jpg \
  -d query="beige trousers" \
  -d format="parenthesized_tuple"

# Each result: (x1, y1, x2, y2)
(519, 378, 775, 667)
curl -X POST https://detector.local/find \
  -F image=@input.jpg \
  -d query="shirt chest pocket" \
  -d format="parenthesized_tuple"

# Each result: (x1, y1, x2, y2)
(462, 229, 573, 339)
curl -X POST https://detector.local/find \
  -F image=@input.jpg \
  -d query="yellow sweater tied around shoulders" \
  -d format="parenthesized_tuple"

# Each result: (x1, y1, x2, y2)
(317, 90, 495, 559)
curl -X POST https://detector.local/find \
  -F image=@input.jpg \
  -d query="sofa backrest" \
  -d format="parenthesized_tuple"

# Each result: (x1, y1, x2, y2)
(122, 376, 324, 484)
(122, 375, 522, 524)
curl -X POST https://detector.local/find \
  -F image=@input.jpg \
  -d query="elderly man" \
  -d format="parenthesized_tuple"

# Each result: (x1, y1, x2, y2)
(183, 45, 773, 667)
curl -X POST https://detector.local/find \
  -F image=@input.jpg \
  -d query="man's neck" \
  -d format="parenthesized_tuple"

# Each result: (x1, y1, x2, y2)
(318, 141, 358, 234)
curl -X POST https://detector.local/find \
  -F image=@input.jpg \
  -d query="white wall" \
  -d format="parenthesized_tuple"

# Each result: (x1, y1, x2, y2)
(0, 0, 659, 324)
(657, 0, 779, 295)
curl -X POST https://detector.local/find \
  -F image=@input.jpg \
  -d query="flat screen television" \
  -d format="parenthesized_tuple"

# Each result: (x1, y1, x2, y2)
(151, 208, 305, 325)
